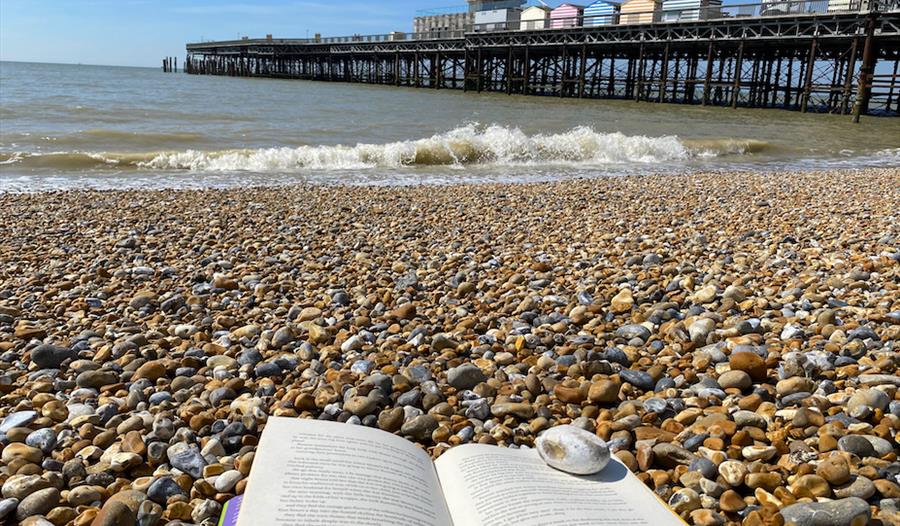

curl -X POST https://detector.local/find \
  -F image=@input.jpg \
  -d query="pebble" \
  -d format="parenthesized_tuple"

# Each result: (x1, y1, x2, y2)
(652, 443, 694, 468)
(536, 425, 610, 475)
(15, 487, 59, 521)
(847, 388, 890, 412)
(833, 476, 876, 500)
(29, 344, 76, 369)
(729, 352, 767, 381)
(0, 410, 38, 433)
(816, 455, 851, 485)
(0, 498, 17, 520)
(619, 370, 654, 392)
(214, 470, 243, 493)
(838, 435, 877, 458)
(446, 364, 486, 391)
(166, 444, 207, 478)
(717, 370, 751, 390)
(718, 460, 747, 487)
(780, 497, 870, 526)
(400, 415, 438, 441)
(146, 477, 184, 504)
(615, 324, 651, 341)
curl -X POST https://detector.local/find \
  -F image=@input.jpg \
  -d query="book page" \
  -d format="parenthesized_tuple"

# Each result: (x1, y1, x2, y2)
(434, 444, 686, 526)
(238, 418, 452, 526)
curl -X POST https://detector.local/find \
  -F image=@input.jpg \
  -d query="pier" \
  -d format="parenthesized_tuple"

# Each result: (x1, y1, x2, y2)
(185, 0, 900, 118)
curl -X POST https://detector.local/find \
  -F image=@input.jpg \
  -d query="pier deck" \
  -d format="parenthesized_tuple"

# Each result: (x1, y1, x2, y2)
(185, 0, 900, 118)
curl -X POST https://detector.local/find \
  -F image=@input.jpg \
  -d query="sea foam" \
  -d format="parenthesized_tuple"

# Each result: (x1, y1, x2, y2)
(1, 125, 764, 173)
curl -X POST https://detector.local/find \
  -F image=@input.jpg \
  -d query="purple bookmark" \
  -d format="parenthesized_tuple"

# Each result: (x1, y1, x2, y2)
(218, 495, 244, 526)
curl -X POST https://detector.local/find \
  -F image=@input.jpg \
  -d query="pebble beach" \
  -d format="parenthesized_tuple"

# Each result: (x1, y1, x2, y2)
(0, 167, 898, 526)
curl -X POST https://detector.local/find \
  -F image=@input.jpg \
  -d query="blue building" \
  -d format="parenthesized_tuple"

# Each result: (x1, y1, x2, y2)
(584, 0, 623, 25)
(660, 0, 723, 21)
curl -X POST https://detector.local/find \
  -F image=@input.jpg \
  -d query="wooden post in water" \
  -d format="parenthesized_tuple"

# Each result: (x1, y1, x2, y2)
(700, 40, 713, 106)
(414, 51, 421, 88)
(523, 44, 530, 95)
(852, 13, 878, 123)
(463, 49, 469, 92)
(395, 51, 401, 86)
(607, 55, 615, 97)
(886, 59, 899, 111)
(635, 42, 645, 102)
(731, 40, 744, 108)
(560, 44, 567, 98)
(800, 38, 818, 112)
(476, 48, 483, 93)
(659, 42, 670, 103)
(578, 43, 588, 98)
(507, 46, 514, 95)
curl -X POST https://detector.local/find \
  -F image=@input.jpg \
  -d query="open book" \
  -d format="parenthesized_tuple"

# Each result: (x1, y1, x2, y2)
(226, 417, 686, 526)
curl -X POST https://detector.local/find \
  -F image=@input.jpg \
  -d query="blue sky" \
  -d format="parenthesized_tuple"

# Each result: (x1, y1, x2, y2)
(0, 0, 468, 67)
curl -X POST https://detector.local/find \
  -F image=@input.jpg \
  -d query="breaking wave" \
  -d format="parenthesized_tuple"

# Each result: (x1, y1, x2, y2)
(0, 124, 766, 172)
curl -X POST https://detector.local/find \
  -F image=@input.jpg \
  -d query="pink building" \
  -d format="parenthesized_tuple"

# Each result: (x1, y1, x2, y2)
(550, 3, 585, 28)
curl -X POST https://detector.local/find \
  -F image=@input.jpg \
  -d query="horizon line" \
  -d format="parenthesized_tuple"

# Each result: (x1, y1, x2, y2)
(0, 58, 169, 69)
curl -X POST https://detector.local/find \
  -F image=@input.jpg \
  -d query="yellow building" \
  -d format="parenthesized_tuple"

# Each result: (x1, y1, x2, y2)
(620, 0, 662, 24)
(520, 6, 552, 29)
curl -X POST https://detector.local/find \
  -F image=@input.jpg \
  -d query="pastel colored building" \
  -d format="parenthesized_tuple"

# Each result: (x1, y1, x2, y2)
(620, 0, 662, 24)
(474, 7, 523, 31)
(550, 3, 585, 28)
(520, 6, 552, 29)
(826, 0, 865, 12)
(660, 0, 722, 21)
(584, 0, 623, 25)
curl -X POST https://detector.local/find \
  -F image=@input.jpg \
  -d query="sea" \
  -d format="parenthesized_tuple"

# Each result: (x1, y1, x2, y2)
(1, 60, 898, 192)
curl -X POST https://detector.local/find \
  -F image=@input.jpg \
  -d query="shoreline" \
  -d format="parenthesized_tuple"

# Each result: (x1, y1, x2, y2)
(1, 163, 899, 196)
(0, 167, 898, 525)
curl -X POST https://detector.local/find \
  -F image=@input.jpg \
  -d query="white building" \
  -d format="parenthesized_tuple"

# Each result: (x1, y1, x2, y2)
(474, 8, 524, 31)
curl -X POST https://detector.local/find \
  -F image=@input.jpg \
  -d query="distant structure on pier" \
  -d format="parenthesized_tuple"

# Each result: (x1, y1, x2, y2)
(414, 0, 526, 34)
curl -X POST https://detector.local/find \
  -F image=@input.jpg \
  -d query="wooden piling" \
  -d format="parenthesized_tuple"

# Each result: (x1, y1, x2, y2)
(731, 40, 744, 109)
(800, 38, 818, 113)
(853, 14, 878, 123)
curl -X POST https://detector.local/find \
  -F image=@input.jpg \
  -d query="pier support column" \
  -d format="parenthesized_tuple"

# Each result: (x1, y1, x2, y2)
(635, 43, 645, 102)
(731, 40, 744, 108)
(800, 38, 818, 113)
(560, 44, 567, 98)
(852, 14, 878, 123)
(659, 42, 670, 103)
(838, 45, 855, 113)
(477, 48, 483, 93)
(507, 46, 514, 95)
(463, 49, 470, 92)
(578, 43, 588, 98)
(523, 45, 530, 95)
(435, 52, 442, 89)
